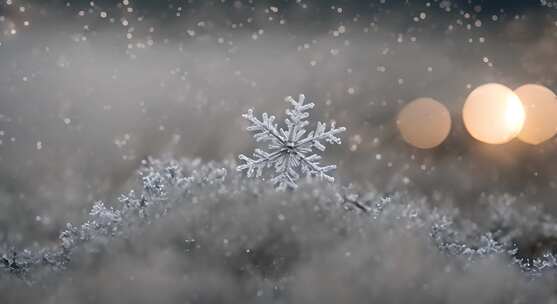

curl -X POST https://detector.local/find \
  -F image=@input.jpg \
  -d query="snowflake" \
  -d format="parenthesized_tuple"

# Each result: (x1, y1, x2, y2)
(237, 94, 346, 189)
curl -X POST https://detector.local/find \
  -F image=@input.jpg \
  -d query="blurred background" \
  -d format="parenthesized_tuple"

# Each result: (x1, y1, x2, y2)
(0, 0, 557, 246)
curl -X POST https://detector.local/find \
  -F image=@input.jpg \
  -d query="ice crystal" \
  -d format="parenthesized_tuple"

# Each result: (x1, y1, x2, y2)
(237, 94, 346, 189)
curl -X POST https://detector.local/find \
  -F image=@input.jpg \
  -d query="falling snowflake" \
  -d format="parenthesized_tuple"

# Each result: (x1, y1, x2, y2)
(237, 94, 346, 189)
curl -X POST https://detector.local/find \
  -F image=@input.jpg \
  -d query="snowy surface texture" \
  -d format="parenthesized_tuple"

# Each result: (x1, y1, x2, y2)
(2, 158, 557, 303)
(238, 95, 346, 189)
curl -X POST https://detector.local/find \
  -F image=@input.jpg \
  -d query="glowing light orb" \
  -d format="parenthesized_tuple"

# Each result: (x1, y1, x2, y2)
(515, 84, 557, 145)
(397, 98, 452, 149)
(463, 83, 525, 144)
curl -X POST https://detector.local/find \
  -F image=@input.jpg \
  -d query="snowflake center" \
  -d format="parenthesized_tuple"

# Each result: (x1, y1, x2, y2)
(285, 141, 296, 151)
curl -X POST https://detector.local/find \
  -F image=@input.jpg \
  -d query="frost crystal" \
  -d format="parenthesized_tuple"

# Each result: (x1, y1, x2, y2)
(237, 94, 346, 189)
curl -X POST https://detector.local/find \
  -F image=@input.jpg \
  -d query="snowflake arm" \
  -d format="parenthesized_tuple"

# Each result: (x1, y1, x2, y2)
(237, 94, 346, 189)
(283, 94, 314, 142)
(297, 152, 337, 182)
(237, 149, 284, 178)
(295, 121, 347, 151)
(242, 109, 285, 147)
(271, 153, 300, 189)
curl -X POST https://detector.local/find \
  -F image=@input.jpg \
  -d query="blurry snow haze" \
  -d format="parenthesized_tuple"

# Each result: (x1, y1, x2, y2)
(1, 0, 557, 302)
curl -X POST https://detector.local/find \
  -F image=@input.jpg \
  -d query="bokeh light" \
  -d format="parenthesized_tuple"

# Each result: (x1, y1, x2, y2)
(515, 84, 557, 145)
(463, 83, 525, 144)
(397, 98, 452, 149)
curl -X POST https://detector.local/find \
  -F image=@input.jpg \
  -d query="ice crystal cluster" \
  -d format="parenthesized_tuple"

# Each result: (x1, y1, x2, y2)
(237, 94, 346, 189)
(0, 158, 228, 284)
(3, 158, 557, 303)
